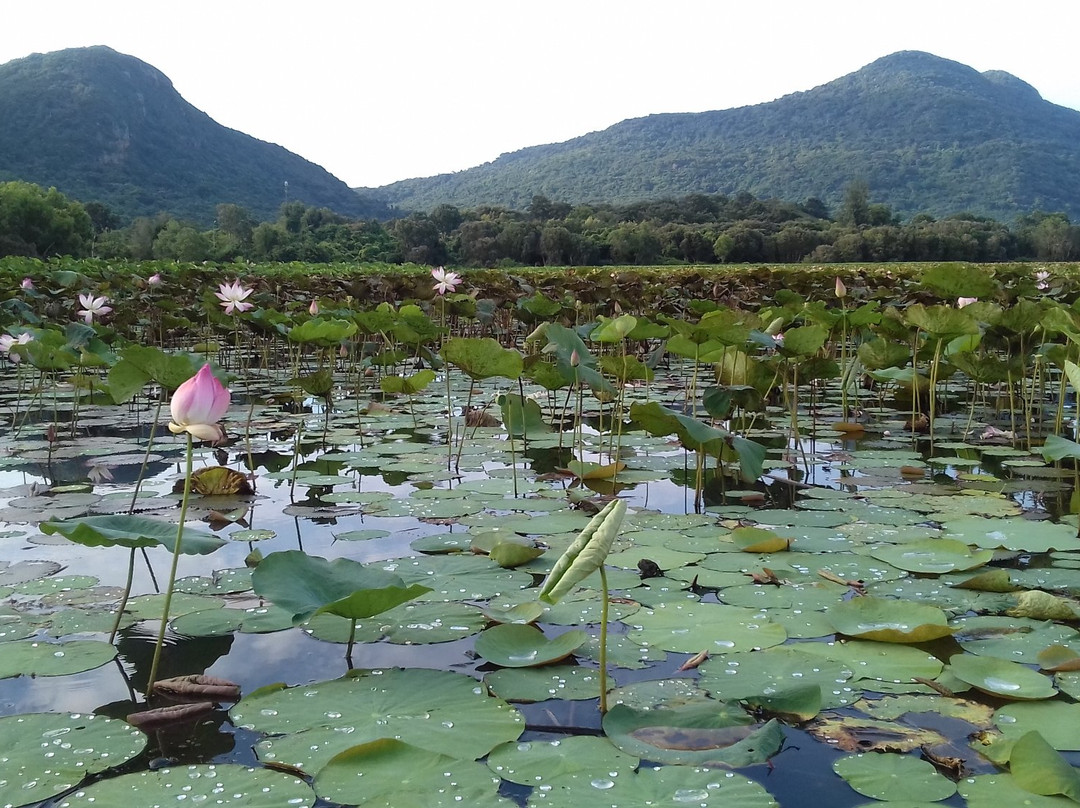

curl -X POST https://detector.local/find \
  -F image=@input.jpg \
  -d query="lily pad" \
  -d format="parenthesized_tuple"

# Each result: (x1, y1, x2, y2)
(484, 665, 603, 702)
(949, 654, 1056, 700)
(870, 539, 994, 574)
(474, 624, 588, 667)
(826, 597, 953, 643)
(601, 701, 783, 766)
(233, 668, 524, 771)
(833, 752, 956, 802)
(314, 738, 506, 808)
(0, 712, 146, 808)
(0, 640, 117, 679)
(486, 736, 637, 785)
(57, 763, 314, 807)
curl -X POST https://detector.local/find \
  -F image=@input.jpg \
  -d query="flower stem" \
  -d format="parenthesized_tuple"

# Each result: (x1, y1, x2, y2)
(146, 433, 194, 696)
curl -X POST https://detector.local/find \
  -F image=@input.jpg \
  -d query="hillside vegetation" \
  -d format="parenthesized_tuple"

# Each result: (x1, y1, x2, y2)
(371, 52, 1080, 222)
(0, 47, 389, 224)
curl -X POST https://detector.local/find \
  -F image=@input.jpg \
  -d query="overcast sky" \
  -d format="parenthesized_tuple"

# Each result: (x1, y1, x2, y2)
(4, 1, 1077, 188)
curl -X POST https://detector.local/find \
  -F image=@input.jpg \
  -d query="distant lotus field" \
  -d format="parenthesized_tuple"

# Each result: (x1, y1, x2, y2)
(2, 257, 1080, 807)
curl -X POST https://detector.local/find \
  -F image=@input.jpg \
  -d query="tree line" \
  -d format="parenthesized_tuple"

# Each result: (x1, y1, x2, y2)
(2, 179, 1078, 266)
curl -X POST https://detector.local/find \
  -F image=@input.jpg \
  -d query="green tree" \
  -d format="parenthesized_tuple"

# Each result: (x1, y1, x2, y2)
(0, 181, 93, 258)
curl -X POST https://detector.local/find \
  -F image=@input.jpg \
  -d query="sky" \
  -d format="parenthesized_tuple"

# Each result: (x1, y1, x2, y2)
(4, 1, 1078, 189)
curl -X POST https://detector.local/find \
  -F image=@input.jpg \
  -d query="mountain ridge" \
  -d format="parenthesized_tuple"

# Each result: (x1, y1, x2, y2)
(0, 46, 388, 224)
(367, 51, 1080, 221)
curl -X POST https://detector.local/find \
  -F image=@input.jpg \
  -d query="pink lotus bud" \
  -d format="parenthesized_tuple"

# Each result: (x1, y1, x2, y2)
(309, 299, 319, 316)
(570, 349, 581, 367)
(168, 364, 231, 443)
(834, 276, 847, 299)
(20, 277, 33, 291)
(147, 273, 162, 287)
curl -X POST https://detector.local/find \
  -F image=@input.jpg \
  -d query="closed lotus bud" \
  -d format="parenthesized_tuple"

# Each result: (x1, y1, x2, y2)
(834, 276, 847, 299)
(309, 299, 319, 316)
(765, 317, 784, 336)
(570, 349, 581, 367)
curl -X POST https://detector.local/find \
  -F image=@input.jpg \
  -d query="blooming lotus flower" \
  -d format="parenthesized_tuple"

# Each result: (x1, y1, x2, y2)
(956, 297, 978, 308)
(1035, 270, 1051, 291)
(431, 267, 461, 296)
(216, 280, 254, 315)
(309, 299, 319, 316)
(77, 293, 112, 324)
(148, 273, 162, 287)
(20, 277, 33, 291)
(0, 332, 32, 363)
(834, 276, 847, 299)
(168, 364, 230, 443)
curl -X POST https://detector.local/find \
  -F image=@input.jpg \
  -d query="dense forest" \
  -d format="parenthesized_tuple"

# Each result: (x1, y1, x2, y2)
(2, 180, 1078, 266)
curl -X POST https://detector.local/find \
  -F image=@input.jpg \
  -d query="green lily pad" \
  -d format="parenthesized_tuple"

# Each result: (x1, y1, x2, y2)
(314, 738, 506, 808)
(870, 539, 994, 574)
(0, 712, 146, 808)
(959, 773, 1079, 808)
(602, 701, 783, 766)
(826, 597, 953, 643)
(304, 602, 486, 645)
(953, 617, 1080, 663)
(796, 640, 944, 683)
(949, 654, 1056, 700)
(486, 736, 637, 785)
(627, 601, 787, 654)
(1009, 730, 1080, 801)
(57, 764, 314, 807)
(474, 624, 587, 667)
(235, 669, 524, 772)
(833, 752, 956, 802)
(995, 702, 1080, 750)
(39, 514, 226, 554)
(484, 665, 603, 702)
(942, 517, 1080, 552)
(0, 560, 63, 586)
(0, 640, 117, 679)
(699, 646, 855, 712)
(526, 765, 779, 808)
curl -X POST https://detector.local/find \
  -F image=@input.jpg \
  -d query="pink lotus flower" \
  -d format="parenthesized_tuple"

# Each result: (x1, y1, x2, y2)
(1035, 270, 1051, 291)
(216, 280, 254, 315)
(0, 332, 32, 363)
(956, 297, 978, 308)
(431, 267, 461, 296)
(168, 364, 231, 443)
(20, 277, 33, 291)
(78, 293, 112, 324)
(148, 273, 163, 287)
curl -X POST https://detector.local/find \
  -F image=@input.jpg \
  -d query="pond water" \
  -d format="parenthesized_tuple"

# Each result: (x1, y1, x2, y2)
(0, 361, 1077, 808)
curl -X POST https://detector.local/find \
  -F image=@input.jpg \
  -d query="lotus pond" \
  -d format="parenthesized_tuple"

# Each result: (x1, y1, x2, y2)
(5, 261, 1080, 807)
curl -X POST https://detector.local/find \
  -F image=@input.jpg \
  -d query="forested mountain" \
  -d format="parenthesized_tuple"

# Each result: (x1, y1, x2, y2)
(370, 52, 1080, 221)
(0, 46, 389, 224)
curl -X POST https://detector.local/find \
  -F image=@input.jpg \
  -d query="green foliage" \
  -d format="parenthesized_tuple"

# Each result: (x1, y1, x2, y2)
(0, 181, 91, 258)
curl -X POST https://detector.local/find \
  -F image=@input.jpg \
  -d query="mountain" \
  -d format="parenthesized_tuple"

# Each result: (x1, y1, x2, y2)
(0, 46, 388, 224)
(370, 52, 1080, 221)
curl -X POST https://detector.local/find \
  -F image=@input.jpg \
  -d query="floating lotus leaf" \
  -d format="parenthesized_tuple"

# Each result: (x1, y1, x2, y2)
(857, 693, 994, 725)
(175, 568, 253, 595)
(487, 736, 637, 786)
(995, 702, 1080, 750)
(526, 765, 779, 808)
(0, 639, 117, 679)
(576, 633, 668, 670)
(1009, 731, 1080, 801)
(732, 526, 791, 553)
(482, 600, 545, 624)
(313, 738, 506, 808)
(1038, 645, 1080, 672)
(869, 539, 993, 574)
(950, 568, 1017, 592)
(698, 647, 855, 712)
(602, 701, 782, 766)
(474, 623, 587, 667)
(171, 607, 246, 637)
(122, 593, 226, 620)
(949, 654, 1056, 700)
(233, 668, 524, 770)
(488, 540, 546, 568)
(973, 774, 1080, 808)
(410, 532, 474, 554)
(57, 763, 314, 807)
(953, 617, 1080, 663)
(40, 514, 226, 554)
(0, 712, 146, 808)
(833, 752, 956, 802)
(607, 678, 705, 710)
(795, 640, 943, 683)
(628, 601, 787, 654)
(826, 597, 952, 643)
(384, 555, 533, 602)
(304, 602, 485, 645)
(484, 665, 603, 702)
(942, 516, 1080, 552)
